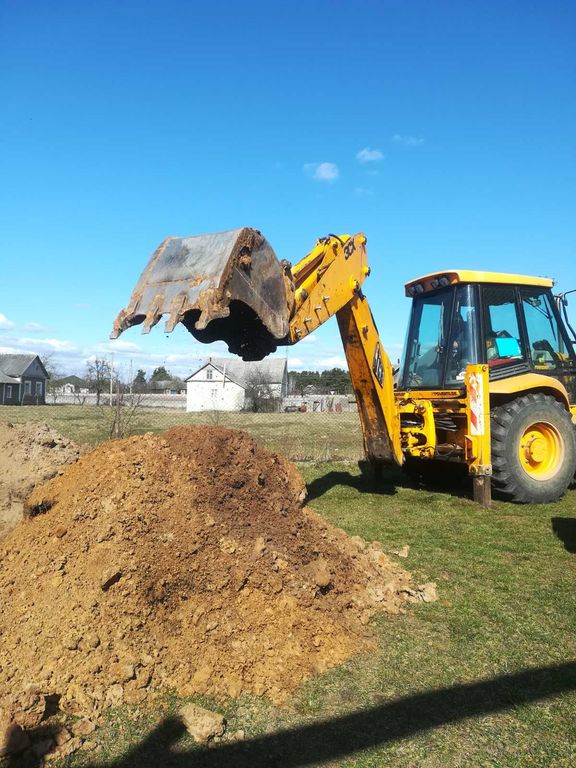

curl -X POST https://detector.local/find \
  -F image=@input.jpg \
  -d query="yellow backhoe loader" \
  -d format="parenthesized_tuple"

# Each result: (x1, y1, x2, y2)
(112, 228, 576, 506)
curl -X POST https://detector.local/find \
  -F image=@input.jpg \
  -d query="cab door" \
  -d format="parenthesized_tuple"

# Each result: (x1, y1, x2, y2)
(519, 287, 576, 403)
(481, 285, 528, 378)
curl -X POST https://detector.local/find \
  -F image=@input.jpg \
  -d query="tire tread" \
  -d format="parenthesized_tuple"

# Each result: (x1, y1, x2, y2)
(490, 393, 576, 503)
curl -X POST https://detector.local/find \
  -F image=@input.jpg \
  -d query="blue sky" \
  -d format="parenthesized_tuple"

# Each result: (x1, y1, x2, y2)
(1, 0, 575, 379)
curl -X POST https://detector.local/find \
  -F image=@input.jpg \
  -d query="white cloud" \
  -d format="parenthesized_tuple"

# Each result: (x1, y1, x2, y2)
(22, 322, 46, 332)
(164, 352, 210, 363)
(356, 147, 384, 163)
(21, 337, 77, 352)
(301, 333, 318, 344)
(318, 355, 347, 368)
(392, 134, 424, 147)
(303, 162, 339, 182)
(91, 341, 138, 358)
(109, 339, 141, 352)
(0, 313, 14, 330)
(0, 335, 78, 360)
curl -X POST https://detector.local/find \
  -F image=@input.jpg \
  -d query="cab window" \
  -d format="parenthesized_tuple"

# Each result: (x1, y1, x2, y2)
(403, 290, 453, 388)
(520, 288, 565, 370)
(482, 286, 524, 366)
(446, 284, 480, 384)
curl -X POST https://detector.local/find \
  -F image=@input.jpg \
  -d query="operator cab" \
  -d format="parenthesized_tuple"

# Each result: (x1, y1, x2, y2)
(399, 270, 576, 398)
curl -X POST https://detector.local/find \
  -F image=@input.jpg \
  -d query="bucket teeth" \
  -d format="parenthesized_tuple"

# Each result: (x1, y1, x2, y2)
(142, 295, 164, 334)
(111, 228, 292, 360)
(164, 293, 189, 333)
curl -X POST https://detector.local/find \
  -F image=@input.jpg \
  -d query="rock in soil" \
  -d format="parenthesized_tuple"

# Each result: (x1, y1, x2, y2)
(8, 685, 47, 729)
(180, 703, 226, 743)
(0, 426, 422, 716)
(71, 719, 97, 737)
(45, 735, 83, 760)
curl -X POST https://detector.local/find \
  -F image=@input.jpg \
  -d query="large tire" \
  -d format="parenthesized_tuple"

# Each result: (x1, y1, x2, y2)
(490, 393, 576, 503)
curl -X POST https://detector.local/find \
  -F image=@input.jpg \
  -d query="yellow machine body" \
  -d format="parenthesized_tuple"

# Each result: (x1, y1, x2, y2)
(113, 229, 576, 506)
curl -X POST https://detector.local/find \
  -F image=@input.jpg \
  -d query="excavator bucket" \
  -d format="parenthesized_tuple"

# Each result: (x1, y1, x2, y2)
(111, 228, 292, 360)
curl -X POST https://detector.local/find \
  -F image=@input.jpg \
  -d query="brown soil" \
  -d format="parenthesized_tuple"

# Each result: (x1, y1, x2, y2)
(0, 422, 81, 538)
(0, 426, 427, 717)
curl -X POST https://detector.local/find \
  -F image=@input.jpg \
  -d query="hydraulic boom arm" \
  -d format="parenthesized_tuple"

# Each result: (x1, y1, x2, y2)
(284, 233, 403, 465)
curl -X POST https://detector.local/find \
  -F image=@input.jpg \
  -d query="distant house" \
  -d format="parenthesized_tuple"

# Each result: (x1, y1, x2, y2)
(0, 354, 49, 405)
(186, 357, 288, 412)
(51, 375, 89, 395)
(148, 379, 186, 395)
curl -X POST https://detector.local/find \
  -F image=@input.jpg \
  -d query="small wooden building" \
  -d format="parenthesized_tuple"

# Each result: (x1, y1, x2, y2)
(0, 354, 49, 405)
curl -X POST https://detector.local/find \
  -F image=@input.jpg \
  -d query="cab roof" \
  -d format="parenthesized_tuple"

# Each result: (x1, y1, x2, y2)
(404, 270, 554, 297)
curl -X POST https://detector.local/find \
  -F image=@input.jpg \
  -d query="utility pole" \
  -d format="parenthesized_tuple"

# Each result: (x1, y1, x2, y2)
(110, 354, 114, 407)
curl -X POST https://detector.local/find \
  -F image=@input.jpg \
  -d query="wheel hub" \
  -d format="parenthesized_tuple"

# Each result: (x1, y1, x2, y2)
(518, 422, 564, 480)
(524, 434, 547, 463)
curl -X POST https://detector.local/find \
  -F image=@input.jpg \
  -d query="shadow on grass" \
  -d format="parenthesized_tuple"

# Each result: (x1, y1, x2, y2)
(73, 661, 576, 768)
(551, 517, 576, 553)
(306, 461, 471, 503)
(306, 468, 397, 502)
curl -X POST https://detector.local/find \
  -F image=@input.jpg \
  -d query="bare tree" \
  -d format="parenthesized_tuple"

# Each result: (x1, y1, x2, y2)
(93, 372, 146, 439)
(207, 408, 223, 425)
(107, 379, 146, 438)
(243, 370, 279, 413)
(42, 353, 64, 405)
(86, 358, 111, 406)
(73, 390, 88, 406)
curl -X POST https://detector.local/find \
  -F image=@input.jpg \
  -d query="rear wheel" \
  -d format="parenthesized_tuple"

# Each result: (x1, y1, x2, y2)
(490, 393, 576, 503)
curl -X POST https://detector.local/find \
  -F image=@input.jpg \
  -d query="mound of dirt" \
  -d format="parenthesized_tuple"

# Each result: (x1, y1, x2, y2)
(0, 422, 81, 538)
(0, 426, 429, 717)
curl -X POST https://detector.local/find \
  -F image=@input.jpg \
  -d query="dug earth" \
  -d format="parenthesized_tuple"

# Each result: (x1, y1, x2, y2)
(0, 421, 81, 538)
(0, 425, 437, 754)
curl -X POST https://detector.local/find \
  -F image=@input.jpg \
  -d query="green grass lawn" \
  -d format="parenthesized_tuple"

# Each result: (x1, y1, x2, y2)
(2, 408, 576, 766)
(292, 467, 576, 767)
(0, 405, 364, 461)
(58, 463, 576, 768)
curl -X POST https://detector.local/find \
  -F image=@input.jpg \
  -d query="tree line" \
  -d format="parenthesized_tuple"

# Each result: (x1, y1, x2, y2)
(288, 368, 352, 395)
(48, 361, 183, 405)
(49, 358, 353, 401)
